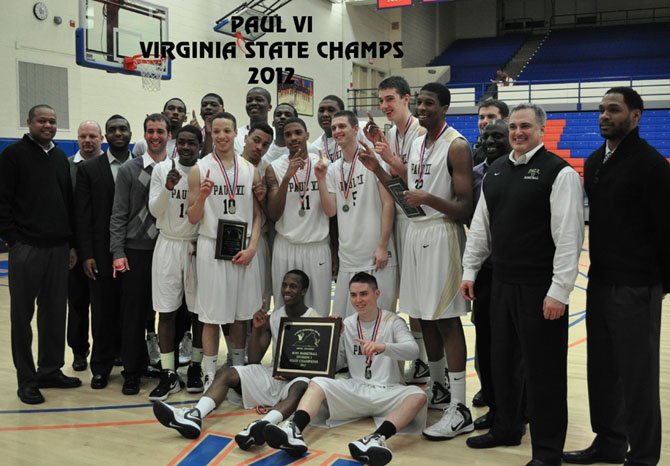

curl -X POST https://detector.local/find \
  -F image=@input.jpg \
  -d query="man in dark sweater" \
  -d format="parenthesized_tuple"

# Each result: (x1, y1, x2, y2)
(461, 103, 584, 466)
(0, 104, 82, 404)
(563, 88, 670, 466)
(110, 113, 170, 395)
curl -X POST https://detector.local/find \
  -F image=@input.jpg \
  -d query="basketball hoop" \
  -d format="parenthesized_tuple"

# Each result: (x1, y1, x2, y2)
(123, 54, 167, 91)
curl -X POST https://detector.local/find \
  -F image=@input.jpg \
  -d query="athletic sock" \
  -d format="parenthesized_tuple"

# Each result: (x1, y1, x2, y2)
(195, 396, 216, 418)
(411, 331, 428, 362)
(293, 410, 311, 432)
(262, 409, 284, 425)
(428, 357, 446, 388)
(374, 421, 397, 440)
(449, 370, 466, 405)
(202, 354, 217, 377)
(191, 347, 203, 364)
(160, 352, 175, 371)
(230, 348, 246, 367)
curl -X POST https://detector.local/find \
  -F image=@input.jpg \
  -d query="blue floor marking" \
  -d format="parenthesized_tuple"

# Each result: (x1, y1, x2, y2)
(332, 460, 361, 465)
(178, 434, 231, 466)
(250, 451, 312, 465)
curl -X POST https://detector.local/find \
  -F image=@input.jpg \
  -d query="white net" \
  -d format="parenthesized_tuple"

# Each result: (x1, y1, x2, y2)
(135, 57, 166, 92)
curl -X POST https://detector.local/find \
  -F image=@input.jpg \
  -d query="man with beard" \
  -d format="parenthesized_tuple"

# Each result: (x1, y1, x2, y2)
(133, 98, 187, 159)
(68, 121, 104, 372)
(76, 115, 133, 389)
(0, 104, 81, 404)
(190, 93, 224, 158)
(110, 113, 170, 395)
(261, 103, 299, 171)
(267, 117, 332, 316)
(235, 87, 274, 154)
(563, 88, 670, 466)
(463, 103, 583, 466)
(148, 125, 204, 400)
(469, 119, 512, 431)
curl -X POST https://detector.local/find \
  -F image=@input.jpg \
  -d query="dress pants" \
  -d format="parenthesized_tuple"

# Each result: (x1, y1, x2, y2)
(490, 279, 568, 465)
(473, 265, 494, 411)
(586, 282, 662, 466)
(89, 276, 122, 376)
(9, 242, 69, 388)
(67, 264, 91, 356)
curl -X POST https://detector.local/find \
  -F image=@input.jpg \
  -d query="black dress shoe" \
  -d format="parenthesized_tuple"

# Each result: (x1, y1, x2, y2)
(113, 356, 123, 367)
(474, 410, 494, 430)
(72, 352, 89, 372)
(37, 372, 82, 389)
(563, 445, 626, 464)
(17, 387, 45, 405)
(122, 376, 140, 395)
(472, 390, 487, 407)
(91, 374, 109, 390)
(526, 460, 560, 466)
(466, 432, 522, 449)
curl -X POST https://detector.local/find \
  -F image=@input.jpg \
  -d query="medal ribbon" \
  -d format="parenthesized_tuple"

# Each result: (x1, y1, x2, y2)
(394, 115, 414, 159)
(357, 309, 382, 372)
(322, 134, 339, 162)
(418, 121, 448, 182)
(340, 146, 360, 202)
(213, 149, 238, 204)
(292, 156, 311, 211)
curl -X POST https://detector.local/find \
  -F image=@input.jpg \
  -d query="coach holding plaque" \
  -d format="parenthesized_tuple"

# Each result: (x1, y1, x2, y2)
(187, 111, 263, 390)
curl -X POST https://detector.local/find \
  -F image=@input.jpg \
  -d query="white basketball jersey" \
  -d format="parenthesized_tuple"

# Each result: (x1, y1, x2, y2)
(150, 159, 199, 239)
(386, 117, 424, 217)
(326, 150, 397, 271)
(341, 310, 412, 384)
(269, 306, 320, 366)
(406, 126, 465, 221)
(199, 153, 256, 239)
(261, 143, 289, 172)
(271, 153, 329, 244)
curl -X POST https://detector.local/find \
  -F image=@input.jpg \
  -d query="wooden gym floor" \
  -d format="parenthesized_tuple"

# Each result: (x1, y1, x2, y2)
(0, 232, 668, 465)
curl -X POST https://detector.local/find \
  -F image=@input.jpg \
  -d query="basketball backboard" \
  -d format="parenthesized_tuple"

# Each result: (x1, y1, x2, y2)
(75, 0, 171, 80)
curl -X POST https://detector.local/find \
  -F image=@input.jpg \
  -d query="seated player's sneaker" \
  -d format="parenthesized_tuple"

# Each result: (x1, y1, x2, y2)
(149, 370, 181, 401)
(426, 381, 451, 409)
(423, 401, 475, 441)
(146, 332, 161, 366)
(404, 359, 430, 384)
(203, 372, 215, 393)
(264, 420, 308, 457)
(235, 419, 270, 450)
(186, 363, 204, 393)
(348, 433, 393, 466)
(178, 332, 192, 367)
(152, 401, 202, 439)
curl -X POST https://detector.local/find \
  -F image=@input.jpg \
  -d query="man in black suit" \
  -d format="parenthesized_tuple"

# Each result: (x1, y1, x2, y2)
(68, 121, 104, 372)
(75, 115, 133, 389)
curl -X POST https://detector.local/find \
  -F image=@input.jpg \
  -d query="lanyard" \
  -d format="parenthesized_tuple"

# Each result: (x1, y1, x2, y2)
(417, 122, 448, 182)
(323, 134, 339, 162)
(339, 147, 360, 202)
(357, 309, 382, 379)
(292, 156, 311, 210)
(213, 149, 238, 203)
(395, 115, 414, 159)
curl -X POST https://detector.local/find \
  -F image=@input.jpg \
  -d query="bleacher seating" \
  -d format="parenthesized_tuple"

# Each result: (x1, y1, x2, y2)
(519, 23, 670, 82)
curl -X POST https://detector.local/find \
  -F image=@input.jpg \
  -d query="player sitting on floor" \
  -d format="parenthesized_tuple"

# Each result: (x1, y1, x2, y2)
(264, 272, 427, 466)
(152, 269, 320, 448)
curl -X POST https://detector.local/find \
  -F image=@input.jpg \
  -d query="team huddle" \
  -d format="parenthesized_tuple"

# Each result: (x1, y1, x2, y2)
(2, 78, 667, 466)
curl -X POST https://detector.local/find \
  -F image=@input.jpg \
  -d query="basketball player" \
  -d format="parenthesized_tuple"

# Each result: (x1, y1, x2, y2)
(187, 111, 262, 390)
(398, 83, 474, 436)
(266, 117, 332, 316)
(110, 113, 170, 395)
(152, 270, 319, 445)
(234, 87, 273, 154)
(148, 125, 204, 400)
(261, 103, 299, 170)
(189, 93, 224, 158)
(314, 111, 397, 318)
(264, 272, 426, 466)
(133, 98, 187, 159)
(310, 96, 371, 162)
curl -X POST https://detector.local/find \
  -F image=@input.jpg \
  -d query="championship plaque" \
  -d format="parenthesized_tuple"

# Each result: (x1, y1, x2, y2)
(384, 177, 426, 218)
(273, 317, 341, 379)
(215, 220, 247, 260)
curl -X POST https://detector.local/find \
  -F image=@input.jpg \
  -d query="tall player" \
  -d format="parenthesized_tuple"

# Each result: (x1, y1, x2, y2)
(264, 272, 426, 466)
(261, 103, 299, 170)
(189, 93, 224, 158)
(266, 117, 331, 316)
(315, 111, 397, 318)
(187, 112, 262, 390)
(235, 87, 273, 154)
(152, 270, 319, 447)
(148, 125, 204, 400)
(399, 83, 475, 437)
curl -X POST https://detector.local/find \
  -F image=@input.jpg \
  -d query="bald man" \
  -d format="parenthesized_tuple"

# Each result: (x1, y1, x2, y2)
(68, 121, 105, 372)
